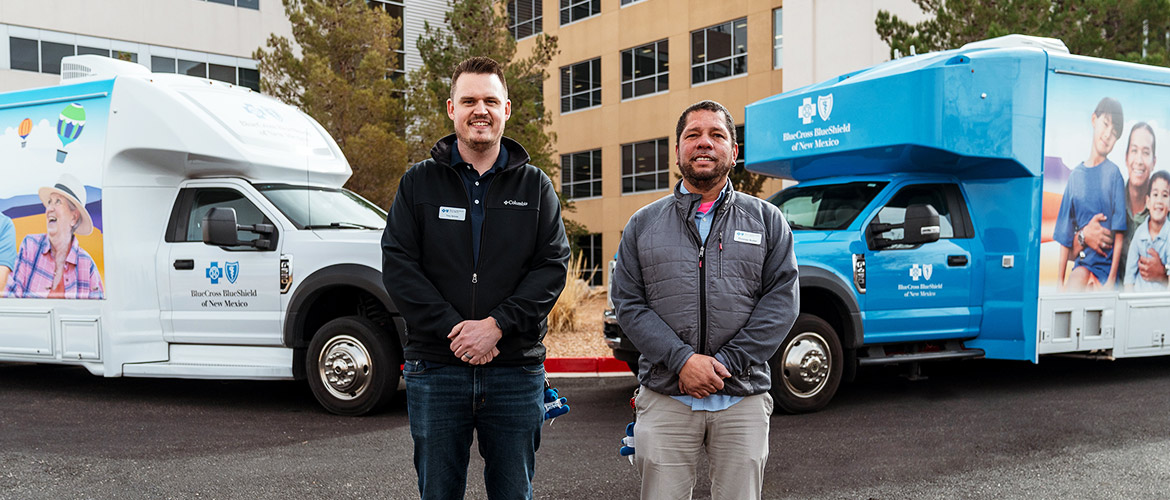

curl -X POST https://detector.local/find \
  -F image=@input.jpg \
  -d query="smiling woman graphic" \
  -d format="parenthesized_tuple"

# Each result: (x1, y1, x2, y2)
(4, 174, 104, 299)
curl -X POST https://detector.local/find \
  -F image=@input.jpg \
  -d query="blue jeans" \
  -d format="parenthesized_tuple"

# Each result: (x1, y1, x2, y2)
(403, 360, 546, 500)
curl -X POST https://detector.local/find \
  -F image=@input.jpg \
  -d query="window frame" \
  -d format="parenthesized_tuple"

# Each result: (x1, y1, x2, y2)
(867, 183, 974, 250)
(559, 0, 600, 26)
(621, 39, 669, 101)
(560, 57, 602, 113)
(690, 17, 748, 85)
(577, 233, 604, 286)
(561, 149, 603, 200)
(165, 187, 278, 251)
(773, 8, 783, 70)
(508, 0, 543, 41)
(621, 137, 671, 194)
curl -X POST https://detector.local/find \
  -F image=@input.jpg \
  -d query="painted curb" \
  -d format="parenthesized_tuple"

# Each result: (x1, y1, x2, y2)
(545, 356, 632, 376)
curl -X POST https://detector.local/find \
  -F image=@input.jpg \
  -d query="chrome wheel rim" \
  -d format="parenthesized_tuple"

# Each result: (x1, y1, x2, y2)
(782, 332, 831, 398)
(318, 335, 372, 401)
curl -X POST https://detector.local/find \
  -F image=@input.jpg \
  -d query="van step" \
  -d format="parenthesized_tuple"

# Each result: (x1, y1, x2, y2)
(123, 361, 294, 379)
(857, 348, 984, 366)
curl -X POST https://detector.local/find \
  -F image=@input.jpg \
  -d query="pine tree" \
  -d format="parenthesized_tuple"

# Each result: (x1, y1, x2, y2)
(876, 0, 1170, 66)
(254, 0, 408, 209)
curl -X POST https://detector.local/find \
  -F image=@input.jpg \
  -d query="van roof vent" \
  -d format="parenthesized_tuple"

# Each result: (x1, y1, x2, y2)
(959, 34, 1069, 54)
(59, 54, 151, 84)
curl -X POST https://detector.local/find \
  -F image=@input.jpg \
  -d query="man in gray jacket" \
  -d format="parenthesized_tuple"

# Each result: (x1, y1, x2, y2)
(612, 100, 799, 500)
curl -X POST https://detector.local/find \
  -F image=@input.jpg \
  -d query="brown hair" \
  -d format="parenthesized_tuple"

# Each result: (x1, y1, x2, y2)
(451, 56, 508, 100)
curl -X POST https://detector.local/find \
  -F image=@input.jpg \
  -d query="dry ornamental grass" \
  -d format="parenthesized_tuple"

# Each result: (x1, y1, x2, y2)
(545, 253, 612, 358)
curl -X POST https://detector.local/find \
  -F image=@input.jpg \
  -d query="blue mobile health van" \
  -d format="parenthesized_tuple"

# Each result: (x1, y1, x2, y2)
(606, 35, 1170, 413)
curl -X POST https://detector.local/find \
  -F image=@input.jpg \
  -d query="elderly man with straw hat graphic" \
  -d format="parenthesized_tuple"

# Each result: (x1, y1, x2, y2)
(4, 173, 104, 299)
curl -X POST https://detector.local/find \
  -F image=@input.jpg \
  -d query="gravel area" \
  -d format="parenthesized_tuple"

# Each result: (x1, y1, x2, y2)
(544, 289, 612, 358)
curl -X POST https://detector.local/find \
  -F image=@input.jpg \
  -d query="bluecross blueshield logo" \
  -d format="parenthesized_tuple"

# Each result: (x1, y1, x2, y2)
(205, 261, 241, 284)
(225, 262, 240, 284)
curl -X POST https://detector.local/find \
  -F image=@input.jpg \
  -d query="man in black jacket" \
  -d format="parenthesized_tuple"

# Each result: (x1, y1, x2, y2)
(381, 56, 570, 500)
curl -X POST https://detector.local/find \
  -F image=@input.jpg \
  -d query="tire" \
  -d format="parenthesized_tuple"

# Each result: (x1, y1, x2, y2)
(306, 316, 401, 416)
(770, 313, 843, 414)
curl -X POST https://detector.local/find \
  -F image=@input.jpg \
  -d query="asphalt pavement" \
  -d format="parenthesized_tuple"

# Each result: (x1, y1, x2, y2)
(2, 356, 1170, 499)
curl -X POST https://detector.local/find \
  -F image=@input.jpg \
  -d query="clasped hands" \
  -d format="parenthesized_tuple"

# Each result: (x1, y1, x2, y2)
(678, 353, 731, 399)
(1078, 214, 1168, 283)
(448, 317, 502, 365)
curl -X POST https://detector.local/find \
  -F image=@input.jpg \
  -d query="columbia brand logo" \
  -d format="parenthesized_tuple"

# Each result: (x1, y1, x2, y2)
(503, 200, 529, 206)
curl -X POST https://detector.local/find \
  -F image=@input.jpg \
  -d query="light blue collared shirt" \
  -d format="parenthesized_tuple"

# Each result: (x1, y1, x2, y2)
(674, 181, 742, 412)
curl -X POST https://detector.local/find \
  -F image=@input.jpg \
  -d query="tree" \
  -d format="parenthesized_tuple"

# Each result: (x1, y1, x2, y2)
(405, 0, 589, 249)
(876, 0, 1170, 66)
(254, 0, 408, 209)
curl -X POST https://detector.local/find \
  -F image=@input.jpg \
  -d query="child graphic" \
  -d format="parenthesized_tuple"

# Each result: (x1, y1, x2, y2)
(1125, 170, 1170, 290)
(1054, 97, 1128, 290)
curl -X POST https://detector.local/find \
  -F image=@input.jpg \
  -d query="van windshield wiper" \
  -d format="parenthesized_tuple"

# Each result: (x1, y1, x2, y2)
(304, 222, 382, 230)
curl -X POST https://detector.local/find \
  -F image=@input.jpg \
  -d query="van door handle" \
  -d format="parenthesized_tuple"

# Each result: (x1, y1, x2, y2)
(173, 259, 194, 270)
(947, 255, 968, 267)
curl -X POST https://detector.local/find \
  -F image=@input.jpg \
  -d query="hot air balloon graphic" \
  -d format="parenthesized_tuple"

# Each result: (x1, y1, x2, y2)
(56, 103, 86, 163)
(18, 118, 32, 148)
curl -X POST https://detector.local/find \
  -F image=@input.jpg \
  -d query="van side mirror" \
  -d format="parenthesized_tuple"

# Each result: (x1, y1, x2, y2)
(867, 203, 941, 249)
(203, 207, 239, 247)
(903, 204, 941, 245)
(202, 207, 277, 250)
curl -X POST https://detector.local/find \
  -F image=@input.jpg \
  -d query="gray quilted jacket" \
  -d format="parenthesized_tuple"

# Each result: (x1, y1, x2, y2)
(612, 181, 799, 396)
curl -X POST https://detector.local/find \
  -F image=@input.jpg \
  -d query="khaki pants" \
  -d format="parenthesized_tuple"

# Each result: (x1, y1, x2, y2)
(633, 387, 774, 500)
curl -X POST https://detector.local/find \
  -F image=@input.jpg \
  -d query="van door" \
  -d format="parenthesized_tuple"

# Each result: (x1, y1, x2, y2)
(862, 183, 982, 343)
(160, 184, 283, 345)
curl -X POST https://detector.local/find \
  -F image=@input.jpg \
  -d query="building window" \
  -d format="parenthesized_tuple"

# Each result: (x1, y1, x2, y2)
(369, 0, 406, 77)
(560, 58, 601, 113)
(736, 124, 745, 170)
(9, 37, 138, 75)
(6, 29, 253, 89)
(691, 17, 747, 85)
(622, 138, 669, 194)
(152, 56, 260, 91)
(9, 37, 39, 72)
(238, 68, 261, 91)
(40, 41, 74, 75)
(561, 149, 602, 200)
(621, 39, 668, 100)
(203, 0, 259, 9)
(773, 8, 783, 69)
(620, 0, 646, 5)
(508, 0, 543, 40)
(577, 233, 603, 286)
(560, 0, 599, 25)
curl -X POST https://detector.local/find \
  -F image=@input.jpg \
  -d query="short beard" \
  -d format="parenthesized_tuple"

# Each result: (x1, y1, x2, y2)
(459, 134, 497, 153)
(679, 160, 733, 192)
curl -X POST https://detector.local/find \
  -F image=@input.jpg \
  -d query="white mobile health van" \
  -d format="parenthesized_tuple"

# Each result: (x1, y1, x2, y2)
(0, 55, 402, 415)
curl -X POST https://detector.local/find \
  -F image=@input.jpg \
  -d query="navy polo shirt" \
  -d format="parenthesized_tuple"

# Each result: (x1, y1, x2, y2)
(451, 143, 509, 265)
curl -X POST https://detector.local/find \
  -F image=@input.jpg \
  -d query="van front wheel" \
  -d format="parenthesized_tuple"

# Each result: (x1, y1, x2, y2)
(306, 316, 400, 416)
(770, 313, 842, 414)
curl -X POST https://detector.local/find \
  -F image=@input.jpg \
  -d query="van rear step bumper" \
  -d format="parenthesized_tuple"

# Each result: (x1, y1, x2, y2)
(858, 343, 984, 366)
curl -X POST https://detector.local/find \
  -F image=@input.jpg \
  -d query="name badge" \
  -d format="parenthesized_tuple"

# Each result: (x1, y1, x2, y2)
(439, 206, 467, 221)
(734, 230, 762, 245)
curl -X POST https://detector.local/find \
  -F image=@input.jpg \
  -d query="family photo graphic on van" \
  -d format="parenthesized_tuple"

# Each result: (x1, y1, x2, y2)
(1042, 73, 1170, 293)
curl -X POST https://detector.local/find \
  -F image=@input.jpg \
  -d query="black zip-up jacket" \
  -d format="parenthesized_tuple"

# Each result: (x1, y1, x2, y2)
(381, 134, 570, 366)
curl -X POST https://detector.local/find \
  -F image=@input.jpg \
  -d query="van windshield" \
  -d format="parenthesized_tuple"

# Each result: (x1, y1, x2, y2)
(767, 181, 887, 230)
(256, 184, 386, 230)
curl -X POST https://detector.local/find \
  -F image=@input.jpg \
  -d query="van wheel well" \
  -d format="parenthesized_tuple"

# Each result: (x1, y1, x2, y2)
(293, 286, 399, 379)
(799, 286, 854, 348)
